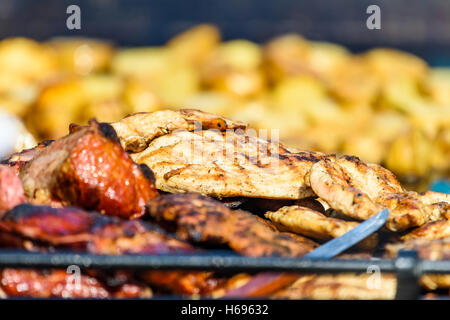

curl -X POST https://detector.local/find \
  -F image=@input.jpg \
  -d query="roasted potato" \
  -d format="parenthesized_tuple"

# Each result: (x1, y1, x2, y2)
(47, 37, 114, 75)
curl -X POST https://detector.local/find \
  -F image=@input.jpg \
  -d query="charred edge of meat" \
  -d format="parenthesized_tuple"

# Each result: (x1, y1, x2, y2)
(2, 203, 94, 227)
(0, 203, 126, 242)
(146, 193, 316, 257)
(342, 155, 361, 162)
(1, 203, 186, 245)
(69, 123, 83, 134)
(39, 140, 54, 147)
(124, 112, 147, 119)
(96, 122, 121, 144)
(221, 197, 248, 210)
(1, 140, 54, 164)
(278, 152, 324, 163)
(138, 163, 156, 184)
(70, 121, 120, 145)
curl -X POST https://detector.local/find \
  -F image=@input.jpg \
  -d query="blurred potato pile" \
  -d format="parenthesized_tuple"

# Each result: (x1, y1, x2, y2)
(0, 25, 449, 189)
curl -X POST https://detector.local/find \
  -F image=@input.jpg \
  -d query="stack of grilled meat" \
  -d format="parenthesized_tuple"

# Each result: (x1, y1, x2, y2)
(0, 109, 448, 299)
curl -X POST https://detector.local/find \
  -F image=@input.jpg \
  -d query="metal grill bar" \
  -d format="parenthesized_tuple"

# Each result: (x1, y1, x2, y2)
(0, 250, 448, 274)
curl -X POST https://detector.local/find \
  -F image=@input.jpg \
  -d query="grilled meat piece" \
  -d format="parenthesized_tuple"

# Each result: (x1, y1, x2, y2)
(0, 268, 152, 298)
(19, 120, 158, 219)
(385, 238, 450, 290)
(0, 204, 193, 254)
(272, 273, 397, 300)
(140, 270, 226, 295)
(1, 140, 54, 174)
(111, 109, 246, 153)
(308, 155, 449, 231)
(131, 129, 323, 199)
(0, 203, 228, 295)
(0, 165, 24, 216)
(420, 274, 450, 291)
(146, 193, 317, 257)
(402, 220, 450, 241)
(1, 141, 54, 184)
(385, 238, 450, 261)
(1, 268, 111, 298)
(265, 205, 378, 250)
(111, 109, 324, 199)
(111, 281, 153, 298)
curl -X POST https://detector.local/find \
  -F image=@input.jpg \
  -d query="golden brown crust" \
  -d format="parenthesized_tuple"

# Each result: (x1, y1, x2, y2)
(265, 205, 378, 250)
(132, 128, 323, 199)
(402, 220, 450, 241)
(111, 109, 246, 153)
(385, 238, 450, 260)
(308, 155, 449, 231)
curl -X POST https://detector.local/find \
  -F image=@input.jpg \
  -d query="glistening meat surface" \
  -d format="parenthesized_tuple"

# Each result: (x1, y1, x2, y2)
(0, 268, 152, 298)
(0, 165, 24, 216)
(19, 120, 158, 219)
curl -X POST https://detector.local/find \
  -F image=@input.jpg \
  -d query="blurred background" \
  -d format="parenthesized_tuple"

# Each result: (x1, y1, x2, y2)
(0, 0, 449, 191)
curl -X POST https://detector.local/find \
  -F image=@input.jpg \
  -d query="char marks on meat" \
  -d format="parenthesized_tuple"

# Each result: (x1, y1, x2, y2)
(0, 203, 226, 295)
(112, 109, 324, 199)
(0, 203, 193, 254)
(146, 193, 317, 257)
(308, 155, 450, 231)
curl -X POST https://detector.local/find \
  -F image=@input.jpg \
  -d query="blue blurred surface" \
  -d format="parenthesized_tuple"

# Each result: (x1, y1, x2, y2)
(431, 180, 450, 194)
(1, 0, 450, 65)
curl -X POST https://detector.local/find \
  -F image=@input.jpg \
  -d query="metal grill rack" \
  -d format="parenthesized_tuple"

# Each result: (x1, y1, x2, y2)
(0, 249, 449, 299)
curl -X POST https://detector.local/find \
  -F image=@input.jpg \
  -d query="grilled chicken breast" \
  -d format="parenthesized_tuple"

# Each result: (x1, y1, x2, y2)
(111, 109, 246, 153)
(402, 220, 450, 241)
(308, 155, 449, 231)
(265, 205, 378, 250)
(118, 111, 325, 199)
